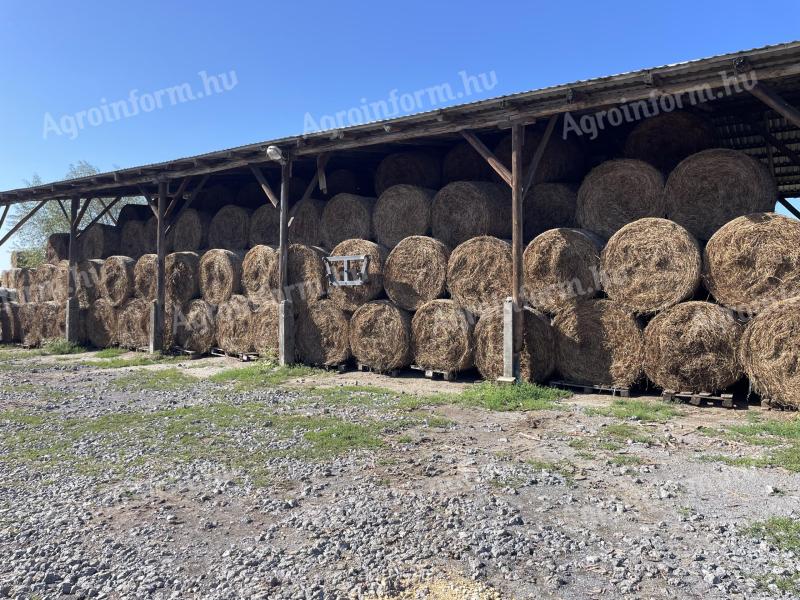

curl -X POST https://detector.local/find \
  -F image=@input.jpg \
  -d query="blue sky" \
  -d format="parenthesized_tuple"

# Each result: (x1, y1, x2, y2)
(0, 0, 798, 268)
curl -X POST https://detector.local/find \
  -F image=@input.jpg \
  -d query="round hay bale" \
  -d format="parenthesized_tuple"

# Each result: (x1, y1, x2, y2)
(384, 236, 450, 311)
(295, 299, 350, 366)
(119, 220, 147, 258)
(431, 181, 511, 248)
(324, 169, 361, 196)
(447, 236, 511, 315)
(166, 251, 200, 306)
(328, 240, 387, 312)
(411, 299, 474, 372)
(81, 223, 120, 260)
(100, 256, 136, 307)
(117, 297, 150, 349)
(320, 193, 375, 249)
(143, 216, 157, 254)
(249, 203, 280, 247)
(494, 126, 585, 184)
(76, 259, 104, 309)
(46, 233, 69, 264)
(664, 148, 777, 240)
(170, 209, 210, 252)
(374, 151, 441, 196)
(552, 299, 644, 387)
(442, 141, 496, 183)
(740, 296, 800, 407)
(117, 203, 152, 224)
(251, 301, 279, 356)
(372, 184, 435, 248)
(86, 298, 118, 348)
(349, 300, 412, 371)
(208, 205, 252, 250)
(703, 213, 800, 314)
(134, 254, 157, 301)
(523, 183, 578, 241)
(0, 301, 21, 343)
(280, 243, 327, 306)
(624, 111, 716, 173)
(241, 245, 278, 302)
(196, 184, 234, 212)
(175, 299, 216, 353)
(288, 197, 325, 246)
(199, 249, 243, 305)
(215, 294, 255, 354)
(18, 303, 41, 347)
(644, 301, 742, 392)
(601, 218, 701, 314)
(32, 263, 59, 302)
(576, 159, 665, 239)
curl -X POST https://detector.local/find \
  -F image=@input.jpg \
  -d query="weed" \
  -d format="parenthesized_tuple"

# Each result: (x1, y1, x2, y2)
(587, 399, 682, 423)
(94, 347, 128, 359)
(435, 381, 569, 412)
(113, 368, 197, 391)
(747, 517, 800, 551)
(41, 339, 87, 355)
(210, 361, 323, 390)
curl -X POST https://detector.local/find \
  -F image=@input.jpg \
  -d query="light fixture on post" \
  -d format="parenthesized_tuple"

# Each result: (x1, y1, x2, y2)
(266, 145, 284, 162)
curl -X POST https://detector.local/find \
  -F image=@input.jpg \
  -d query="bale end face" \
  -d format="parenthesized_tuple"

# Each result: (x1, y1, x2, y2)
(349, 300, 412, 371)
(411, 299, 474, 373)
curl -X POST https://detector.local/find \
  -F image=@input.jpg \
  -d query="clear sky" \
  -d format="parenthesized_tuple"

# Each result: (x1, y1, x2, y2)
(0, 0, 798, 268)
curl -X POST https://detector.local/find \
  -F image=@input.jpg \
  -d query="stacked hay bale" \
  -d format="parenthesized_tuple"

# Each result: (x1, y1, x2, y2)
(328, 240, 387, 313)
(170, 209, 210, 253)
(296, 299, 350, 366)
(119, 219, 148, 258)
(374, 151, 441, 196)
(430, 181, 510, 247)
(81, 223, 120, 260)
(447, 236, 511, 316)
(349, 300, 412, 371)
(321, 193, 375, 248)
(372, 185, 435, 248)
(209, 205, 251, 250)
(624, 111, 716, 173)
(45, 233, 69, 264)
(100, 256, 136, 307)
(199, 249, 243, 305)
(175, 299, 216, 354)
(494, 125, 585, 185)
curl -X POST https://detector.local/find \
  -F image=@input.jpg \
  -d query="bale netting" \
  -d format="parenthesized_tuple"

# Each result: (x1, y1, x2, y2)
(81, 223, 120, 260)
(251, 301, 279, 356)
(249, 203, 280, 247)
(601, 218, 701, 314)
(384, 236, 450, 311)
(664, 148, 777, 240)
(117, 203, 152, 224)
(431, 181, 511, 248)
(86, 298, 118, 348)
(372, 184, 435, 248)
(215, 294, 255, 355)
(208, 205, 252, 250)
(32, 262, 59, 302)
(523, 183, 578, 241)
(119, 220, 148, 258)
(441, 141, 496, 183)
(288, 198, 325, 246)
(175, 299, 216, 354)
(576, 159, 665, 239)
(134, 254, 157, 301)
(46, 233, 69, 264)
(552, 299, 644, 387)
(117, 297, 150, 350)
(165, 251, 200, 306)
(241, 245, 278, 302)
(411, 299, 474, 373)
(739, 296, 800, 408)
(170, 209, 210, 253)
(19, 303, 41, 347)
(447, 236, 511, 315)
(703, 213, 800, 314)
(0, 301, 21, 343)
(320, 193, 375, 249)
(295, 299, 351, 367)
(494, 126, 585, 184)
(349, 300, 412, 371)
(199, 249, 243, 305)
(374, 151, 441, 196)
(328, 240, 387, 313)
(76, 259, 104, 308)
(623, 111, 716, 173)
(100, 256, 136, 307)
(643, 301, 742, 393)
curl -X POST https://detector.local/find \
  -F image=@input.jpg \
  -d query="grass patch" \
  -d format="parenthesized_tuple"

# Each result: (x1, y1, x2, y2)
(700, 416, 800, 472)
(80, 352, 180, 369)
(601, 423, 655, 445)
(210, 361, 324, 390)
(41, 339, 87, 355)
(747, 517, 800, 551)
(94, 347, 128, 359)
(436, 381, 569, 412)
(113, 368, 198, 391)
(586, 399, 682, 423)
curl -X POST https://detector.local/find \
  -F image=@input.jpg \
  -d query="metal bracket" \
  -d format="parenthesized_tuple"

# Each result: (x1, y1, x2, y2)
(324, 255, 369, 287)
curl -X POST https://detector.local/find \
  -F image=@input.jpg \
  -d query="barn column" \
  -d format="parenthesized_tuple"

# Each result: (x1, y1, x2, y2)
(278, 156, 295, 365)
(65, 197, 82, 343)
(149, 178, 167, 352)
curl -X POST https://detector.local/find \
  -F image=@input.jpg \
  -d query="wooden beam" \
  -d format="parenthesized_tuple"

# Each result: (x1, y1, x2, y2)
(164, 174, 209, 235)
(317, 154, 329, 194)
(75, 197, 122, 240)
(299, 154, 330, 203)
(278, 158, 294, 365)
(0, 204, 9, 233)
(779, 197, 800, 220)
(749, 82, 800, 130)
(57, 200, 70, 224)
(65, 197, 81, 344)
(460, 130, 512, 186)
(521, 114, 558, 198)
(741, 116, 800, 168)
(97, 198, 118, 225)
(75, 198, 91, 230)
(137, 185, 159, 218)
(250, 165, 279, 208)
(0, 199, 48, 248)
(149, 180, 167, 353)
(164, 176, 192, 222)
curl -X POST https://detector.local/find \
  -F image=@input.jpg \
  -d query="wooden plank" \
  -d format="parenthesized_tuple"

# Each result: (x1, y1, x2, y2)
(0, 204, 10, 232)
(0, 199, 48, 248)
(164, 174, 209, 235)
(778, 198, 800, 220)
(749, 82, 800, 130)
(57, 199, 70, 224)
(460, 130, 512, 187)
(97, 198, 118, 225)
(65, 197, 81, 344)
(510, 124, 524, 364)
(317, 154, 329, 194)
(149, 181, 167, 353)
(75, 197, 92, 230)
(521, 114, 558, 198)
(137, 185, 159, 218)
(250, 165, 279, 208)
(299, 153, 329, 203)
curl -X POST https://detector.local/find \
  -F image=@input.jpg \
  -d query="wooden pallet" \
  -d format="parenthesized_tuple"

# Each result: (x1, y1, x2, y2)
(410, 364, 456, 381)
(548, 379, 630, 397)
(761, 397, 797, 411)
(210, 347, 259, 362)
(171, 346, 204, 360)
(355, 362, 399, 377)
(319, 362, 349, 373)
(661, 389, 736, 408)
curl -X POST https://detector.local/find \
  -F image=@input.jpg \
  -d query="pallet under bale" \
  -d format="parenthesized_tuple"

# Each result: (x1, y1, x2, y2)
(548, 379, 631, 398)
(661, 389, 738, 409)
(410, 363, 456, 382)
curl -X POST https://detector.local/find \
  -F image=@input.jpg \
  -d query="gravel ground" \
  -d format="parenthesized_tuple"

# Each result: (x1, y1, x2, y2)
(0, 348, 799, 599)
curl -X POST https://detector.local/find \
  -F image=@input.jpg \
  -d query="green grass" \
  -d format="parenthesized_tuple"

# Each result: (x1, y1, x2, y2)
(586, 399, 682, 423)
(209, 361, 324, 390)
(601, 423, 656, 445)
(113, 368, 198, 391)
(80, 353, 180, 369)
(700, 416, 800, 472)
(41, 339, 87, 355)
(94, 347, 129, 359)
(435, 381, 570, 412)
(747, 517, 800, 551)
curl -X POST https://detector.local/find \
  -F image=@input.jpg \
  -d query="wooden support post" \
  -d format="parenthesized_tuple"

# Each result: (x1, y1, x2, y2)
(149, 180, 167, 353)
(65, 197, 81, 344)
(749, 82, 800, 130)
(250, 165, 279, 208)
(278, 158, 294, 365)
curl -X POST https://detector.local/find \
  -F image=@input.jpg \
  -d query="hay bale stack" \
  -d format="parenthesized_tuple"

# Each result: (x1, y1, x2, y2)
(0, 302, 21, 343)
(664, 148, 777, 240)
(431, 181, 511, 248)
(374, 151, 441, 196)
(117, 298, 150, 349)
(644, 301, 742, 392)
(349, 300, 412, 371)
(411, 299, 474, 373)
(134, 254, 157, 301)
(51, 262, 69, 304)
(324, 169, 361, 196)
(86, 298, 118, 348)
(175, 299, 216, 354)
(166, 251, 200, 306)
(524, 183, 578, 241)
(10, 268, 33, 303)
(117, 203, 152, 224)
(170, 209, 210, 253)
(447, 236, 511, 315)
(494, 126, 585, 184)
(242, 245, 278, 302)
(601, 218, 701, 314)
(251, 301, 279, 356)
(442, 141, 496, 183)
(119, 220, 148, 258)
(45, 233, 69, 264)
(740, 296, 800, 408)
(100, 256, 136, 307)
(215, 294, 255, 354)
(384, 236, 450, 311)
(249, 204, 280, 247)
(372, 185, 435, 248)
(144, 216, 157, 254)
(320, 193, 375, 249)
(624, 111, 716, 173)
(576, 159, 665, 239)
(208, 205, 252, 250)
(288, 198, 325, 246)
(81, 223, 120, 259)
(199, 249, 243, 305)
(703, 213, 800, 314)
(328, 240, 387, 312)
(552, 299, 644, 387)
(32, 263, 59, 302)
(295, 299, 351, 366)
(41, 301, 65, 341)
(196, 184, 234, 212)
(0, 271, 9, 289)
(278, 243, 328, 307)
(19, 303, 41, 347)
(76, 259, 104, 308)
